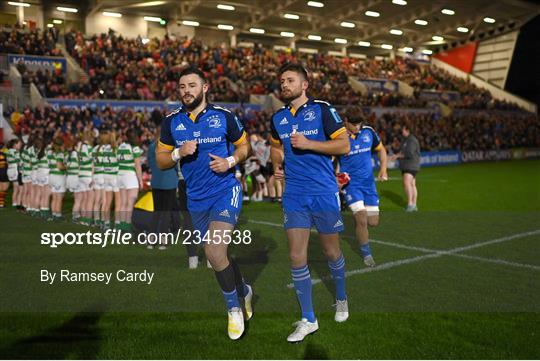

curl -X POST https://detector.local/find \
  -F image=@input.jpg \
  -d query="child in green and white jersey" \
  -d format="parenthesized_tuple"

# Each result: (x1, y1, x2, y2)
(36, 140, 52, 219)
(28, 139, 40, 215)
(101, 130, 119, 229)
(77, 133, 94, 226)
(66, 137, 82, 222)
(117, 129, 143, 231)
(91, 136, 107, 227)
(6, 138, 23, 209)
(49, 138, 67, 220)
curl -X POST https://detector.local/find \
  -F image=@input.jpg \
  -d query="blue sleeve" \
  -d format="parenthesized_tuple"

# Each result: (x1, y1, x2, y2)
(225, 112, 246, 145)
(159, 114, 174, 148)
(320, 104, 346, 139)
(270, 115, 281, 144)
(369, 129, 381, 151)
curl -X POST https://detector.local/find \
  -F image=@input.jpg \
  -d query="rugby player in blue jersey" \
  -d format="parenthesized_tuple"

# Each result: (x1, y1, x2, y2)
(338, 107, 388, 267)
(269, 64, 351, 342)
(156, 68, 252, 340)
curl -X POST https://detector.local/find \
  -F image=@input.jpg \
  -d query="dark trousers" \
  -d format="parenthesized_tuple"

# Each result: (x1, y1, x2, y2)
(177, 180, 197, 257)
(151, 188, 181, 239)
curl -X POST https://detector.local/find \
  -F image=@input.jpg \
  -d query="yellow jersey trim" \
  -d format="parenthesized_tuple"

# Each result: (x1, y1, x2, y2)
(158, 140, 174, 150)
(330, 127, 347, 139)
(232, 132, 247, 146)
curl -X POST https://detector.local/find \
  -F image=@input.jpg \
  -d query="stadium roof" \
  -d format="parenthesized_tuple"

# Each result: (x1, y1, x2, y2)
(10, 0, 540, 53)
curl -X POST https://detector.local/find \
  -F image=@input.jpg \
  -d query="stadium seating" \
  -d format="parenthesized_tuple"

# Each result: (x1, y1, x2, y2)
(1, 25, 525, 111)
(2, 25, 537, 152)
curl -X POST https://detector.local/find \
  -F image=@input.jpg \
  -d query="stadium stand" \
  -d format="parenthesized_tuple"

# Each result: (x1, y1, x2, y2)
(1, 25, 527, 111)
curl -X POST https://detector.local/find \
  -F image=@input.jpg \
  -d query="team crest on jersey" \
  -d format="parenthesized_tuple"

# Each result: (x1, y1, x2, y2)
(193, 131, 200, 138)
(208, 115, 221, 128)
(176, 123, 186, 131)
(304, 110, 316, 121)
(279, 118, 288, 125)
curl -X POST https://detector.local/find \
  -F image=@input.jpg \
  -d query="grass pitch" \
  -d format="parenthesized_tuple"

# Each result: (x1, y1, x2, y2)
(1, 160, 539, 359)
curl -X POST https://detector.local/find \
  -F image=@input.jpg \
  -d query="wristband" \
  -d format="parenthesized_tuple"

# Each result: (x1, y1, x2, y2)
(226, 156, 236, 169)
(171, 148, 181, 162)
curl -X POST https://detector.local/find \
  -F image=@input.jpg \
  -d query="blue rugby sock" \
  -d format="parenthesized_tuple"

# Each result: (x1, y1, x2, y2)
(215, 264, 241, 310)
(360, 243, 372, 257)
(291, 265, 316, 322)
(222, 289, 241, 310)
(328, 253, 347, 301)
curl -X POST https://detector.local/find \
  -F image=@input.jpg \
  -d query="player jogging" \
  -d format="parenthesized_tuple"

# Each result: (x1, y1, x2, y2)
(269, 63, 351, 342)
(338, 107, 388, 267)
(156, 67, 253, 340)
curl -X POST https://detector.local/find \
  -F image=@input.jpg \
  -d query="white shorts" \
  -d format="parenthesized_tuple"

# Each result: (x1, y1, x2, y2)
(118, 171, 139, 190)
(31, 170, 38, 184)
(22, 172, 32, 184)
(49, 174, 66, 193)
(66, 175, 80, 193)
(104, 174, 119, 192)
(93, 173, 105, 190)
(36, 169, 50, 186)
(78, 176, 92, 192)
(7, 167, 18, 182)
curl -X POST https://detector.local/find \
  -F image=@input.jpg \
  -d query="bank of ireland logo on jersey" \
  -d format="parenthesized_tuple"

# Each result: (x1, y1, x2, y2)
(176, 123, 186, 131)
(193, 131, 200, 138)
(362, 134, 370, 143)
(304, 109, 316, 122)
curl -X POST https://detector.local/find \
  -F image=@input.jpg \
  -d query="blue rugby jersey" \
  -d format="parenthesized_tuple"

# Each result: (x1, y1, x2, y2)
(339, 126, 382, 186)
(159, 104, 247, 200)
(270, 99, 346, 195)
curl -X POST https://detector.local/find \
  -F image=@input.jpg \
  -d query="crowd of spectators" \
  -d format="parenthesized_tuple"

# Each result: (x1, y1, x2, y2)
(373, 111, 539, 152)
(6, 104, 160, 161)
(0, 24, 527, 112)
(4, 102, 537, 156)
(2, 24, 537, 153)
(0, 24, 60, 56)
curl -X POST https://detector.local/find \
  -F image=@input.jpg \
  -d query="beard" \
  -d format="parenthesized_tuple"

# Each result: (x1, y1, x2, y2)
(181, 91, 205, 111)
(280, 88, 303, 103)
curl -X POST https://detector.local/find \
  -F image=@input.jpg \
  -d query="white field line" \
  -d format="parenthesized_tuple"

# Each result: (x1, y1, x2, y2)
(245, 220, 540, 287)
(367, 237, 540, 271)
(375, 177, 448, 182)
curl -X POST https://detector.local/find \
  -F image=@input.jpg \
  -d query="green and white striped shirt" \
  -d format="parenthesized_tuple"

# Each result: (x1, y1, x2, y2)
(6, 148, 19, 170)
(92, 145, 106, 175)
(77, 142, 93, 178)
(101, 144, 118, 175)
(66, 150, 79, 176)
(49, 150, 67, 175)
(28, 146, 38, 172)
(36, 146, 50, 171)
(117, 142, 142, 173)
